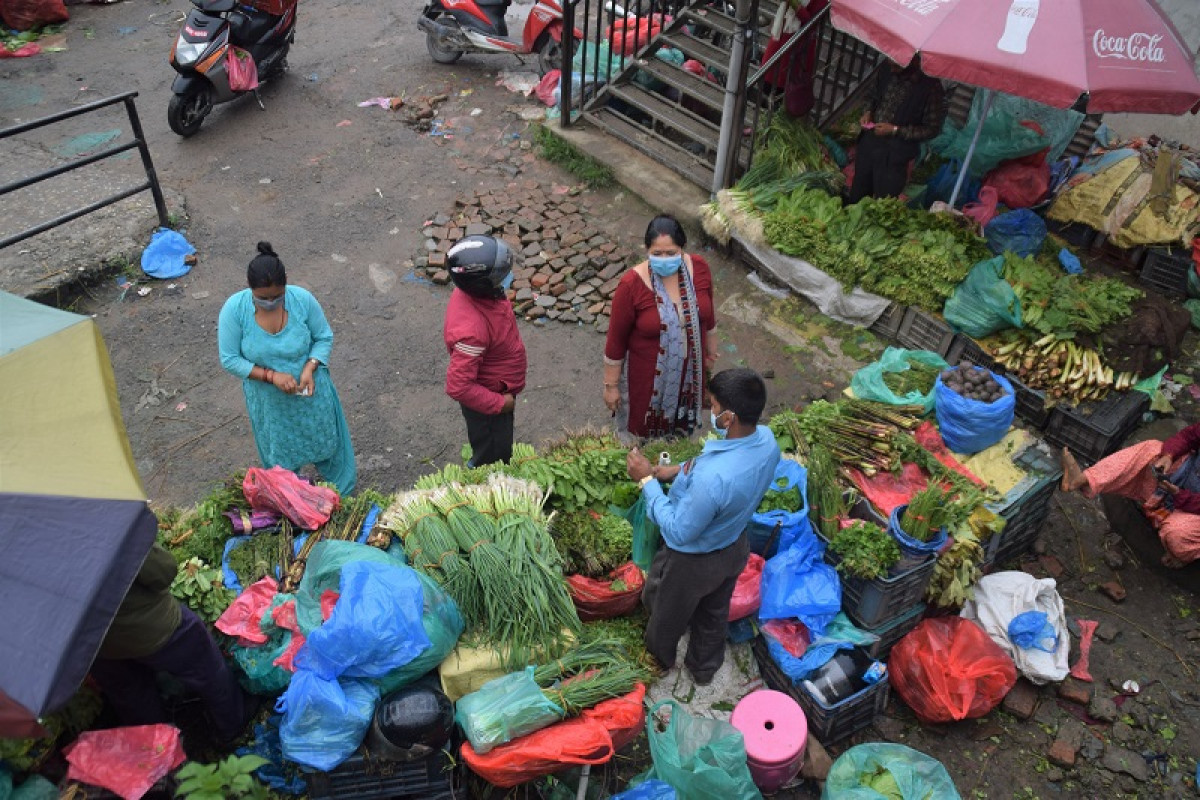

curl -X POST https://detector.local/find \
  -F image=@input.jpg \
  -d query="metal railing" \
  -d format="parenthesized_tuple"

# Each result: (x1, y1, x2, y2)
(0, 91, 169, 250)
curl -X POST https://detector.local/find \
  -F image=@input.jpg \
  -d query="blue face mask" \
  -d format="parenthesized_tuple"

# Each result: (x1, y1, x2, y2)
(711, 409, 728, 438)
(253, 293, 285, 311)
(649, 254, 683, 277)
(500, 271, 514, 290)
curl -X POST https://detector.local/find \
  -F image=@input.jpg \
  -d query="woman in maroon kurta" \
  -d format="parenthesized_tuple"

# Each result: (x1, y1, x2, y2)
(603, 216, 716, 439)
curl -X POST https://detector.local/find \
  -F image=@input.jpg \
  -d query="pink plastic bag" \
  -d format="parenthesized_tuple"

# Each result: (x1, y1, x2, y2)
(64, 725, 186, 800)
(728, 553, 765, 621)
(271, 599, 307, 671)
(984, 159, 1050, 209)
(243, 466, 340, 529)
(535, 69, 560, 106)
(215, 576, 279, 645)
(761, 619, 811, 657)
(963, 186, 1000, 227)
(320, 589, 340, 620)
(228, 46, 259, 92)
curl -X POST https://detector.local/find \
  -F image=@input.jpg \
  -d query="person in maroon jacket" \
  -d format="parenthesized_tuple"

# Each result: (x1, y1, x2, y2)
(443, 235, 528, 467)
(1061, 423, 1200, 567)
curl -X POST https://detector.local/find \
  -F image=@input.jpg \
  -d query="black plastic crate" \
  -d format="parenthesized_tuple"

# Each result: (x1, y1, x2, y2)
(981, 442, 1060, 563)
(945, 334, 998, 372)
(1140, 246, 1193, 298)
(1010, 376, 1051, 429)
(990, 501, 1054, 565)
(1092, 235, 1147, 271)
(831, 552, 936, 629)
(1044, 390, 1150, 464)
(752, 639, 889, 744)
(869, 301, 907, 340)
(895, 307, 955, 357)
(306, 748, 455, 800)
(861, 602, 925, 660)
(1045, 220, 1097, 250)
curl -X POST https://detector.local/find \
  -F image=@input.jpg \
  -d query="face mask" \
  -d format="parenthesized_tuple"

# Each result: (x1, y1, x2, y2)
(649, 254, 682, 276)
(253, 294, 284, 311)
(711, 409, 728, 438)
(500, 271, 514, 290)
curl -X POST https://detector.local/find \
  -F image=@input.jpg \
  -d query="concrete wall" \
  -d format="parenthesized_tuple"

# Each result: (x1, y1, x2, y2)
(1103, 0, 1200, 147)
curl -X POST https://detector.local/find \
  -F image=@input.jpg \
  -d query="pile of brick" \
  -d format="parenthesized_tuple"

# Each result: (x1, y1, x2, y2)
(414, 183, 637, 333)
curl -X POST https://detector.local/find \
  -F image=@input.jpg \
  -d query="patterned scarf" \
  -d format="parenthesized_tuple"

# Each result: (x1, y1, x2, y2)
(645, 262, 704, 438)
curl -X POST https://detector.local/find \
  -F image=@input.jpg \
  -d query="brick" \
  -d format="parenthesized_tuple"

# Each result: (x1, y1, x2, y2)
(600, 277, 621, 297)
(1099, 582, 1126, 602)
(599, 261, 625, 281)
(430, 270, 450, 285)
(800, 736, 831, 781)
(588, 301, 606, 315)
(521, 230, 542, 244)
(464, 222, 491, 236)
(427, 252, 446, 269)
(1002, 678, 1040, 720)
(524, 255, 546, 269)
(1047, 739, 1077, 769)
(548, 272, 566, 287)
(549, 284, 569, 297)
(1057, 677, 1093, 706)
(1039, 555, 1065, 579)
(530, 273, 550, 289)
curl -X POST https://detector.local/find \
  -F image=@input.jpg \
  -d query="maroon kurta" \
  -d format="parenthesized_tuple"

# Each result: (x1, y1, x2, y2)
(604, 255, 716, 437)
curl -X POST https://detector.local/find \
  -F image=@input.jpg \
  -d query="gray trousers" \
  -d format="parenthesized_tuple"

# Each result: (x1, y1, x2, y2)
(642, 533, 750, 680)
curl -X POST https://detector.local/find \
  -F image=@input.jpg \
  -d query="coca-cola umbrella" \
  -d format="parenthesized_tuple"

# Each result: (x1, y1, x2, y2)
(831, 0, 1200, 203)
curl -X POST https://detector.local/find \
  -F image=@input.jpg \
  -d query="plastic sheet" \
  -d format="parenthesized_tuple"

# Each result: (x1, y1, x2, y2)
(984, 159, 1050, 209)
(63, 725, 186, 800)
(943, 257, 1022, 338)
(230, 595, 297, 695)
(377, 571, 464, 694)
(984, 209, 1047, 258)
(850, 348, 949, 413)
(295, 540, 399, 633)
(139, 228, 195, 280)
(644, 700, 761, 800)
(566, 561, 645, 622)
(758, 532, 841, 638)
(823, 743, 961, 800)
(933, 371, 1016, 455)
(243, 466, 339, 530)
(277, 672, 379, 771)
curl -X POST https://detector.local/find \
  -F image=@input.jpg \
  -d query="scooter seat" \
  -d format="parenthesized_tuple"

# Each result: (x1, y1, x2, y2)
(192, 0, 236, 12)
(230, 6, 280, 44)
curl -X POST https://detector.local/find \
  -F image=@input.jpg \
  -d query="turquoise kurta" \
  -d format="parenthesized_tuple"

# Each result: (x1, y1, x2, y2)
(217, 285, 356, 494)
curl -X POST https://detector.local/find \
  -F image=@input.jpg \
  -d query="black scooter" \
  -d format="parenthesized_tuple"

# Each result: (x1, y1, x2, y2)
(168, 0, 296, 136)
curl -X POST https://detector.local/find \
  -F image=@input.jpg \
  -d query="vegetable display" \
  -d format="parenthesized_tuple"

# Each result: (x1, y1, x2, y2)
(796, 400, 923, 476)
(828, 521, 901, 580)
(756, 478, 804, 514)
(986, 331, 1140, 404)
(898, 486, 956, 543)
(170, 558, 236, 624)
(882, 358, 940, 397)
(925, 529, 986, 608)
(1002, 252, 1142, 337)
(550, 510, 634, 577)
(939, 365, 1009, 403)
(806, 443, 849, 541)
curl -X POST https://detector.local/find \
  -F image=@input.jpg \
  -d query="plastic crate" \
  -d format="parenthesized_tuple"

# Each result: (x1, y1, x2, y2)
(895, 307, 955, 357)
(306, 749, 455, 800)
(1093, 235, 1147, 272)
(1045, 220, 1097, 250)
(861, 602, 925, 660)
(869, 302, 907, 340)
(752, 639, 889, 744)
(945, 334, 998, 372)
(1140, 246, 1192, 298)
(831, 551, 936, 629)
(983, 441, 1061, 563)
(1044, 390, 1150, 464)
(1009, 375, 1051, 429)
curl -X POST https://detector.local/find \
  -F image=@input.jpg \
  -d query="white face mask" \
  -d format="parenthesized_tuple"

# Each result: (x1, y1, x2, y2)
(711, 409, 728, 438)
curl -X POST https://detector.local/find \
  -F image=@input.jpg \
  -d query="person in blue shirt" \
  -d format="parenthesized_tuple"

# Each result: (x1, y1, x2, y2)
(626, 368, 781, 684)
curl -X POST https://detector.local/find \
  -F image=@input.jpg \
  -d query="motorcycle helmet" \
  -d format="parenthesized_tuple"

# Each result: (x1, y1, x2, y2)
(446, 235, 513, 299)
(366, 685, 455, 762)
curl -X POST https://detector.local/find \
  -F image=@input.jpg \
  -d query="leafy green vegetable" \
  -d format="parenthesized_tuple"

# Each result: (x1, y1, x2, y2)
(170, 558, 236, 624)
(756, 482, 803, 513)
(551, 510, 633, 577)
(175, 755, 271, 800)
(1002, 251, 1142, 336)
(829, 521, 900, 580)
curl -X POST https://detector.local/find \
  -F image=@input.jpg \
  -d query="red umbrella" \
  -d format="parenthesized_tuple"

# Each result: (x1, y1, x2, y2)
(831, 0, 1200, 114)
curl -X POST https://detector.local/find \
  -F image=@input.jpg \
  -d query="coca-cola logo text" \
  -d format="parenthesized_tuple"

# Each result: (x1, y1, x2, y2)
(1092, 30, 1165, 63)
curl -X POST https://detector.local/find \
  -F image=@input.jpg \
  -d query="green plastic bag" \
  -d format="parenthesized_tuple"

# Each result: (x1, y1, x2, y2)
(645, 700, 762, 800)
(850, 347, 949, 413)
(231, 594, 296, 694)
(943, 257, 1022, 338)
(822, 743, 961, 799)
(614, 495, 661, 572)
(0, 768, 58, 800)
(455, 667, 565, 754)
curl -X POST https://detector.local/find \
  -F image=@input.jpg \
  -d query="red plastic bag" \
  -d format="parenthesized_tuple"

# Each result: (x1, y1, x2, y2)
(727, 553, 765, 621)
(0, 42, 40, 57)
(889, 617, 1017, 723)
(984, 159, 1050, 209)
(608, 15, 665, 55)
(215, 576, 278, 645)
(566, 561, 644, 621)
(271, 599, 306, 671)
(582, 682, 646, 750)
(227, 46, 259, 92)
(963, 186, 1000, 227)
(64, 725, 186, 800)
(535, 69, 560, 106)
(243, 466, 339, 529)
(320, 589, 340, 620)
(761, 619, 811, 657)
(0, 0, 67, 31)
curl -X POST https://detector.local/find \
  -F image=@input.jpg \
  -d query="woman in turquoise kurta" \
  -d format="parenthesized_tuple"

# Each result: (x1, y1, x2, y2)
(218, 242, 356, 494)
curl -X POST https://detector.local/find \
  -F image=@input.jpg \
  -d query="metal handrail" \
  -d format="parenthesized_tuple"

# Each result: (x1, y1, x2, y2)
(0, 91, 169, 250)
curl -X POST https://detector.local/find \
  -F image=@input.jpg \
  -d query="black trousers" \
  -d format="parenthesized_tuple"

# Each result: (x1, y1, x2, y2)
(642, 533, 750, 680)
(848, 133, 912, 203)
(461, 404, 514, 467)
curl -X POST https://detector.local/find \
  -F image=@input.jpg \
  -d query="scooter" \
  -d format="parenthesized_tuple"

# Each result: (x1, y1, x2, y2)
(168, 0, 296, 136)
(418, 0, 577, 75)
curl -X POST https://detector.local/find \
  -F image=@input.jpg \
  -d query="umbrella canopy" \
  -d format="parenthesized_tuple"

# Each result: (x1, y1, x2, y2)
(0, 292, 157, 738)
(831, 0, 1200, 114)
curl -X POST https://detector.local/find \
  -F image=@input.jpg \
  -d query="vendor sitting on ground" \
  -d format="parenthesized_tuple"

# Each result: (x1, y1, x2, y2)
(89, 545, 250, 743)
(627, 368, 781, 684)
(1061, 424, 1200, 568)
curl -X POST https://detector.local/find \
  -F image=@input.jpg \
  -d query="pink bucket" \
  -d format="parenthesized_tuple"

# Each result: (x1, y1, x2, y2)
(731, 689, 807, 793)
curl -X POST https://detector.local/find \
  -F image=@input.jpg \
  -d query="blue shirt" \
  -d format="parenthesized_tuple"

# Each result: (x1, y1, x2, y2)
(643, 425, 781, 554)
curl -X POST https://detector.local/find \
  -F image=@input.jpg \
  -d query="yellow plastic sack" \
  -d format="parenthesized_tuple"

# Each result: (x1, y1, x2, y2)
(960, 430, 1034, 496)
(438, 632, 578, 701)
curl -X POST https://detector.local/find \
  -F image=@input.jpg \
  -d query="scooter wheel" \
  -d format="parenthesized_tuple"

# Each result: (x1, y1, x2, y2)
(426, 28, 463, 64)
(168, 84, 213, 137)
(536, 34, 571, 76)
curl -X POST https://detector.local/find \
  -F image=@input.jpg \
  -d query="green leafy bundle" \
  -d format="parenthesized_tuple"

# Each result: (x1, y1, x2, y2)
(898, 485, 956, 542)
(225, 533, 281, 590)
(156, 473, 245, 566)
(756, 479, 803, 513)
(882, 358, 940, 396)
(175, 755, 271, 800)
(550, 510, 633, 577)
(170, 557, 236, 624)
(829, 521, 900, 580)
(1003, 252, 1142, 336)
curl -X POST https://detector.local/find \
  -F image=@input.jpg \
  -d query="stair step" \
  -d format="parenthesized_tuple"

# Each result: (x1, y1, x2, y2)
(679, 6, 736, 38)
(659, 30, 731, 70)
(635, 56, 725, 110)
(605, 81, 721, 146)
(584, 106, 715, 188)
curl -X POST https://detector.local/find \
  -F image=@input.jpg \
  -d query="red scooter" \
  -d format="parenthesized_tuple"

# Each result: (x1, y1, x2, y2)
(419, 0, 577, 75)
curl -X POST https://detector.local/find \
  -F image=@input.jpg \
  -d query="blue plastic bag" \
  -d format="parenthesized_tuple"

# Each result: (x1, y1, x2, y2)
(295, 541, 403, 633)
(1008, 610, 1059, 653)
(140, 227, 195, 279)
(758, 531, 841, 637)
(887, 505, 948, 558)
(1058, 248, 1082, 275)
(933, 371, 1016, 454)
(943, 257, 1022, 338)
(296, 560, 429, 681)
(984, 209, 1046, 258)
(611, 779, 678, 800)
(823, 743, 961, 799)
(764, 612, 877, 682)
(924, 159, 980, 209)
(377, 571, 464, 693)
(749, 459, 812, 555)
(236, 716, 308, 795)
(277, 672, 380, 771)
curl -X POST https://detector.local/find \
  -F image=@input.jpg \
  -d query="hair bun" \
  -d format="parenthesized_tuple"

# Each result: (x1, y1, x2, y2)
(256, 241, 276, 256)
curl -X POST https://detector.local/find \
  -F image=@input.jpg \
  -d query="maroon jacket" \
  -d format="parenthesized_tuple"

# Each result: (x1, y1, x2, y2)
(1159, 422, 1200, 514)
(443, 288, 527, 415)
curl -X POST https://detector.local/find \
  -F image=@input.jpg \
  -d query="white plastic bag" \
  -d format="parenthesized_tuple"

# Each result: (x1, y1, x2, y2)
(960, 571, 1068, 685)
